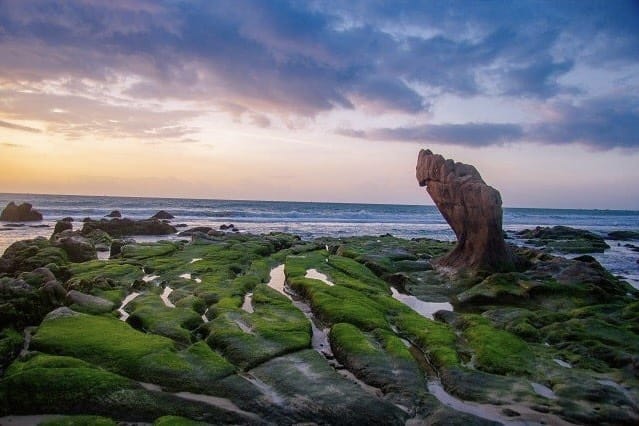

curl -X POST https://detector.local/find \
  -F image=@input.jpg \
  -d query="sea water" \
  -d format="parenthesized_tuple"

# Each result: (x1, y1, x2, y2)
(1, 193, 637, 286)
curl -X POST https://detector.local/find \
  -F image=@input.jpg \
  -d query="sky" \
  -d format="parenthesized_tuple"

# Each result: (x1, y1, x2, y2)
(0, 0, 638, 209)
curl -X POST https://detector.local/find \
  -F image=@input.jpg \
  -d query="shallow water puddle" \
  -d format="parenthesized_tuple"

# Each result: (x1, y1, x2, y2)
(531, 382, 557, 399)
(195, 277, 202, 283)
(235, 319, 253, 334)
(142, 274, 160, 283)
(190, 258, 202, 264)
(390, 287, 453, 320)
(304, 269, 334, 286)
(20, 326, 37, 356)
(118, 292, 140, 321)
(139, 382, 261, 421)
(201, 308, 209, 323)
(96, 251, 110, 260)
(242, 292, 254, 313)
(553, 358, 572, 368)
(267, 264, 289, 298)
(240, 372, 286, 405)
(160, 286, 175, 308)
(179, 273, 192, 280)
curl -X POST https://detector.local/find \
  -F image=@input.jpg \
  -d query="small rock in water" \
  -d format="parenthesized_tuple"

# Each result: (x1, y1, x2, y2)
(151, 210, 175, 219)
(105, 210, 121, 218)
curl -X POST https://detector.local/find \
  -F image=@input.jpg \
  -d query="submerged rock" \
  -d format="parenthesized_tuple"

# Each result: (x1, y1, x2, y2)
(0, 202, 43, 222)
(516, 225, 610, 253)
(608, 230, 639, 241)
(151, 210, 175, 220)
(416, 149, 514, 272)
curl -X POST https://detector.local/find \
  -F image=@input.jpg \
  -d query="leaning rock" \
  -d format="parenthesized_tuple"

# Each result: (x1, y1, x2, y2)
(0, 202, 43, 222)
(151, 210, 175, 220)
(416, 149, 514, 272)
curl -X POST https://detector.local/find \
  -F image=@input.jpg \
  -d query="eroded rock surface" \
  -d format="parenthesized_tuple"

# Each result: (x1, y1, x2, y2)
(416, 149, 514, 272)
(0, 202, 43, 222)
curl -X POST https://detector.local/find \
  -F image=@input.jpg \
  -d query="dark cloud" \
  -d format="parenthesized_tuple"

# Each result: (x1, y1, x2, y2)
(528, 96, 639, 150)
(343, 95, 639, 150)
(354, 123, 524, 147)
(0, 119, 41, 133)
(0, 0, 637, 148)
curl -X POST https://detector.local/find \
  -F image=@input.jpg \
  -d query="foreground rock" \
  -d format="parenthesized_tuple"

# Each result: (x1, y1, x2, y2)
(82, 218, 176, 237)
(416, 149, 514, 272)
(0, 202, 43, 222)
(1, 231, 637, 425)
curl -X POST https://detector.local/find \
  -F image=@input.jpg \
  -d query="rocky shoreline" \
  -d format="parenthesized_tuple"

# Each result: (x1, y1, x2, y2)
(0, 153, 638, 425)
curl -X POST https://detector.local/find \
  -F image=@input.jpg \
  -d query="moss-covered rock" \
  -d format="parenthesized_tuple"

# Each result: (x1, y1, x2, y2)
(516, 225, 610, 253)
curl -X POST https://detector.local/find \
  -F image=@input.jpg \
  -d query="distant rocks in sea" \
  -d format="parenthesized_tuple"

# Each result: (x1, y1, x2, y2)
(105, 210, 122, 218)
(607, 230, 639, 241)
(0, 202, 43, 222)
(516, 225, 610, 253)
(151, 210, 175, 220)
(82, 217, 176, 238)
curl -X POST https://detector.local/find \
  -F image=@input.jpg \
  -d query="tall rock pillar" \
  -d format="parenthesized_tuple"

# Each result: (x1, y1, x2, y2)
(416, 149, 514, 272)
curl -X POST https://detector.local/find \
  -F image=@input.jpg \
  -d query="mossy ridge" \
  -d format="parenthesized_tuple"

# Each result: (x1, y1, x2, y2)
(206, 285, 310, 369)
(30, 311, 235, 392)
(249, 348, 407, 425)
(330, 323, 427, 404)
(67, 260, 143, 291)
(392, 309, 459, 369)
(0, 237, 69, 274)
(153, 416, 209, 426)
(127, 293, 202, 345)
(39, 415, 118, 426)
(458, 314, 534, 376)
(0, 354, 244, 422)
(0, 326, 23, 371)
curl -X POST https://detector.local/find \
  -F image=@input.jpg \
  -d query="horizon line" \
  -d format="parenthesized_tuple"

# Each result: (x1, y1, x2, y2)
(1, 191, 638, 213)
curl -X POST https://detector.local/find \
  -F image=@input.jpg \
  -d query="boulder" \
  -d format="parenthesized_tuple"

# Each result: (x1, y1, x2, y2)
(105, 210, 121, 218)
(151, 210, 175, 220)
(61, 217, 74, 222)
(178, 226, 213, 237)
(0, 202, 43, 222)
(416, 149, 514, 272)
(82, 218, 177, 238)
(65, 290, 114, 314)
(51, 230, 97, 262)
(53, 220, 73, 235)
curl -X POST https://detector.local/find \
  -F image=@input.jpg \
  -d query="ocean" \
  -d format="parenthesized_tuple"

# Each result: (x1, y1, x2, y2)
(1, 193, 638, 287)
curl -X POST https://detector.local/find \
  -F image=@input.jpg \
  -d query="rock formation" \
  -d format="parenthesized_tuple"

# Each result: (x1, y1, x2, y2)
(0, 202, 43, 221)
(416, 149, 514, 272)
(82, 218, 176, 237)
(151, 210, 175, 220)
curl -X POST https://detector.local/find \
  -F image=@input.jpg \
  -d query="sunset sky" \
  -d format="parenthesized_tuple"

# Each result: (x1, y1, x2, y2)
(0, 1, 638, 209)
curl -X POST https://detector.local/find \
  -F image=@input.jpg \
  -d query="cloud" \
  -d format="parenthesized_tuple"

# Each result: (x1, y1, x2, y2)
(342, 95, 639, 150)
(0, 119, 41, 133)
(348, 122, 524, 147)
(0, 0, 637, 147)
(1, 142, 24, 148)
(528, 96, 639, 149)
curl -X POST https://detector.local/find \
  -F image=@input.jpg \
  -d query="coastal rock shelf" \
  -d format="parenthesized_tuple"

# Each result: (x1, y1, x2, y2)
(0, 231, 638, 425)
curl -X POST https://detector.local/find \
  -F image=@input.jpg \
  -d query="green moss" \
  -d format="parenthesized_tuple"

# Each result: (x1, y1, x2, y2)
(206, 285, 310, 369)
(0, 327, 23, 370)
(40, 415, 117, 426)
(153, 416, 209, 426)
(460, 314, 534, 376)
(393, 310, 459, 368)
